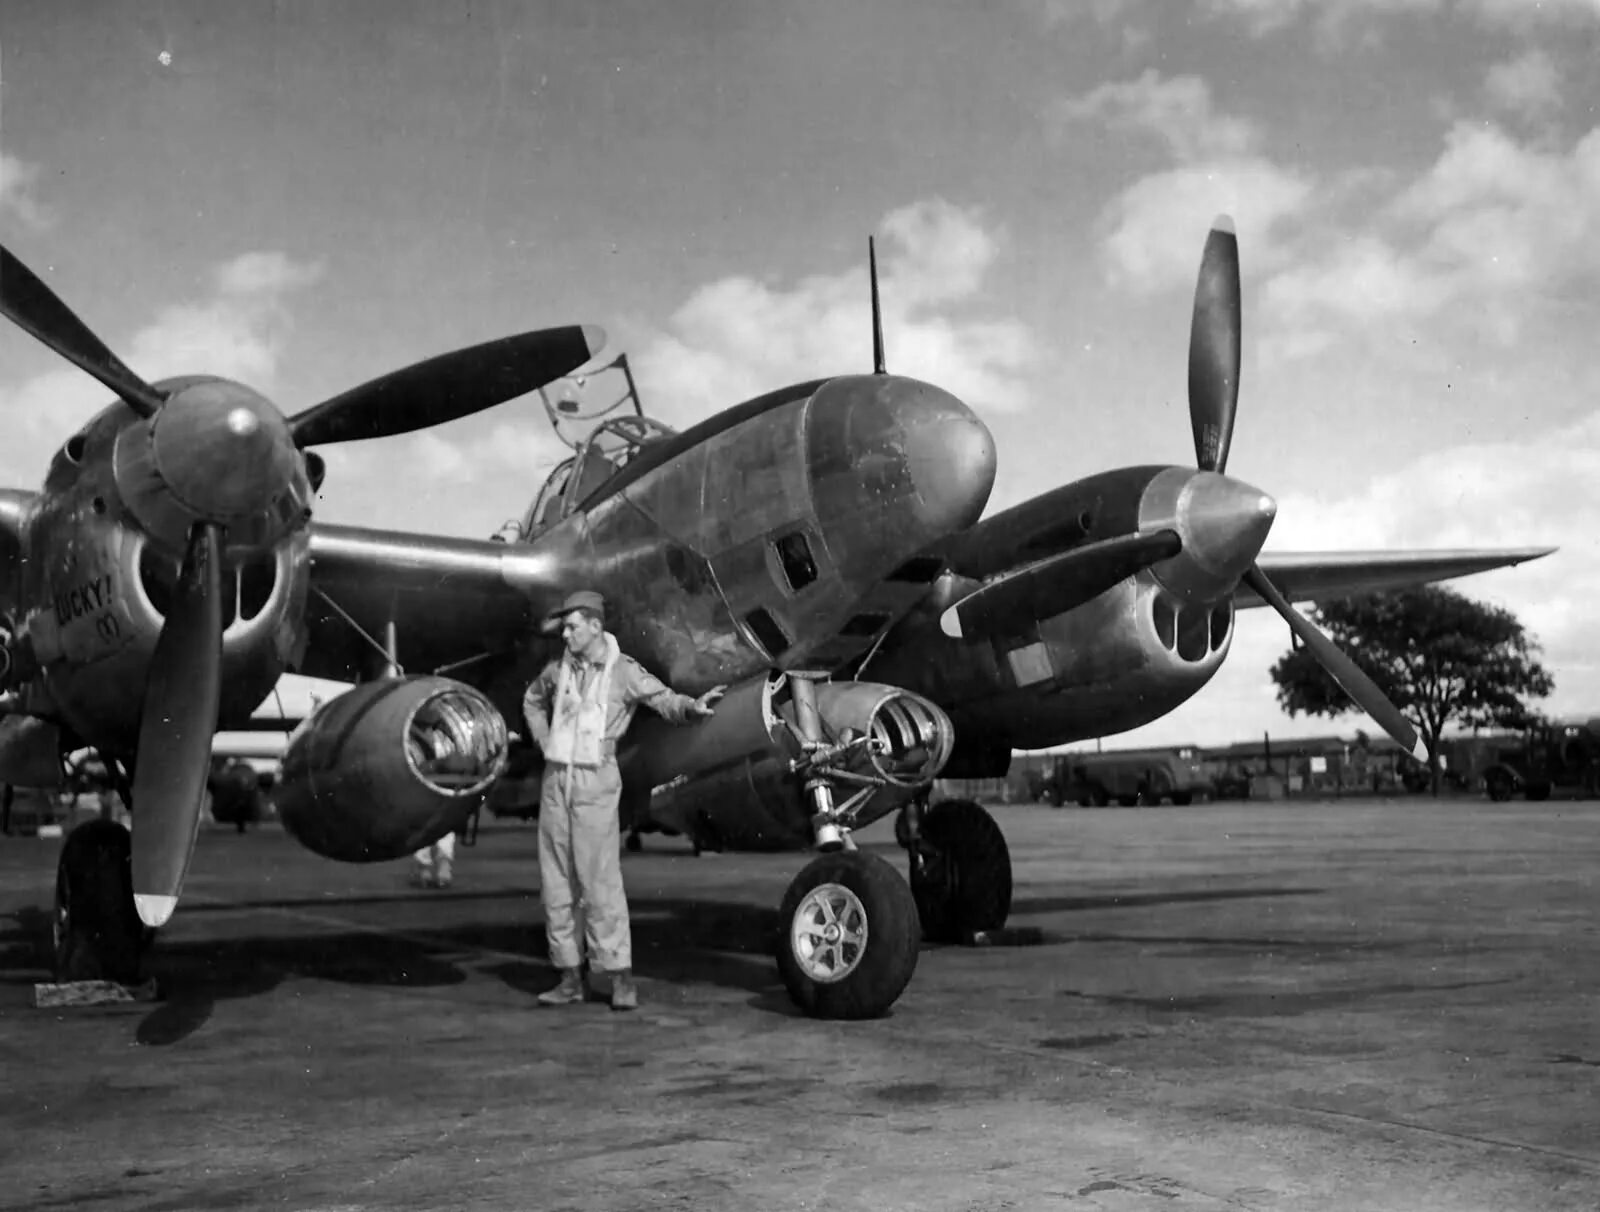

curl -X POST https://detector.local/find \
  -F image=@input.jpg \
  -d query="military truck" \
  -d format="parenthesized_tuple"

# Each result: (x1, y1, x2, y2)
(1035, 746, 1213, 807)
(1481, 719, 1600, 802)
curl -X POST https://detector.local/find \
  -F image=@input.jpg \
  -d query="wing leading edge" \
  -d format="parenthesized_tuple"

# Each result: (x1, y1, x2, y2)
(1238, 547, 1556, 609)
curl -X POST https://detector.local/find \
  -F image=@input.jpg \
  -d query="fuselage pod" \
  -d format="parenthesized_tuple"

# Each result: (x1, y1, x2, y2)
(621, 673, 954, 850)
(274, 675, 508, 862)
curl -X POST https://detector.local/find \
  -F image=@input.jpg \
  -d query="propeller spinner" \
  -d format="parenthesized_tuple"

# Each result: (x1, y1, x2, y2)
(0, 242, 606, 923)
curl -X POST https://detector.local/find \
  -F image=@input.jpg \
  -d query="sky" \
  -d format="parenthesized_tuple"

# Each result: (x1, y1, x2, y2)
(1, 0, 1597, 751)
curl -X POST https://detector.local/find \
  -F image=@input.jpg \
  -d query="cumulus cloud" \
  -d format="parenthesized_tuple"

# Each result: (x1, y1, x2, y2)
(1485, 49, 1563, 123)
(1027, 0, 1141, 26)
(0, 250, 323, 486)
(631, 198, 1037, 419)
(214, 251, 326, 297)
(1197, 0, 1600, 36)
(1468, 0, 1600, 28)
(0, 152, 51, 230)
(311, 411, 576, 538)
(1261, 122, 1600, 351)
(1098, 161, 1316, 294)
(1266, 407, 1599, 716)
(1053, 73, 1316, 292)
(1050, 71, 1261, 162)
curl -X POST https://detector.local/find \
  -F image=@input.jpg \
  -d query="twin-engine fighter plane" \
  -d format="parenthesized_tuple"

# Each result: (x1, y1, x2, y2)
(0, 220, 1550, 1021)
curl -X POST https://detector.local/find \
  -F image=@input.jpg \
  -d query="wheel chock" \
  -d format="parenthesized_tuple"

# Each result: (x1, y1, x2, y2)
(962, 926, 1045, 947)
(33, 978, 161, 1008)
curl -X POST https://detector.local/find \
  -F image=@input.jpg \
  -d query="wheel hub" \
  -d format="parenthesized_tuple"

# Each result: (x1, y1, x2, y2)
(790, 881, 869, 984)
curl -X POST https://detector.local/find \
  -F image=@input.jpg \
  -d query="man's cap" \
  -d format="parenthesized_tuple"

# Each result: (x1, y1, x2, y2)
(542, 589, 606, 632)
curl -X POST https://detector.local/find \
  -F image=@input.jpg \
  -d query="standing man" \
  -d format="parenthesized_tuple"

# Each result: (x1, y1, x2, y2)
(524, 590, 723, 1011)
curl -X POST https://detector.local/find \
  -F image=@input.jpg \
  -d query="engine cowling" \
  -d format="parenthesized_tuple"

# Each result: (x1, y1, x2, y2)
(621, 673, 953, 851)
(274, 675, 508, 862)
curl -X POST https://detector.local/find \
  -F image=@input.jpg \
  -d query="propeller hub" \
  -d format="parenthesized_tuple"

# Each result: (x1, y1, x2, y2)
(226, 405, 262, 437)
(1139, 467, 1276, 601)
(113, 376, 313, 555)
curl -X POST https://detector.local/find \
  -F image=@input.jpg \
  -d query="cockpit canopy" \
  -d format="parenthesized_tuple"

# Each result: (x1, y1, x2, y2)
(521, 414, 677, 537)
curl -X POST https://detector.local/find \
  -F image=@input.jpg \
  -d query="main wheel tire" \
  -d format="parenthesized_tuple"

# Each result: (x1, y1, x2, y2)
(893, 806, 912, 851)
(908, 798, 1012, 944)
(778, 851, 920, 1020)
(53, 819, 145, 984)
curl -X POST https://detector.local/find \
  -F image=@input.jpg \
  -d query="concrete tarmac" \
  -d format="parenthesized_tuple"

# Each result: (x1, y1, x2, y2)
(2, 798, 1599, 1211)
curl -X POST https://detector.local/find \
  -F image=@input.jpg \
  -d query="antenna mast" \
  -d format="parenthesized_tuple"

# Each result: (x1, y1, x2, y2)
(869, 236, 886, 375)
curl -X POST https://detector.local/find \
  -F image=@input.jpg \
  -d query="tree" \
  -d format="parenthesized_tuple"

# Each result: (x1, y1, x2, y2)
(1269, 586, 1553, 795)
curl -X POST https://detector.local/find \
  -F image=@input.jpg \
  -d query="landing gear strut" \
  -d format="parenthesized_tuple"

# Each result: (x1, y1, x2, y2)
(52, 819, 147, 984)
(790, 676, 846, 852)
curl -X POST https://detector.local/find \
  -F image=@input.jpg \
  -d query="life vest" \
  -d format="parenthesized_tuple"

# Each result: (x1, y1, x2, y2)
(544, 633, 620, 766)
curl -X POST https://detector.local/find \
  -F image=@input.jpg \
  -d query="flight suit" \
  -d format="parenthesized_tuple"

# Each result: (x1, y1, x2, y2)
(523, 633, 699, 978)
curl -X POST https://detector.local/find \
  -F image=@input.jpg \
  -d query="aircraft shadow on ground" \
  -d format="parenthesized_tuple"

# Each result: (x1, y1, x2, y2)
(3, 887, 1324, 1043)
(1, 892, 792, 1044)
(1010, 886, 1318, 917)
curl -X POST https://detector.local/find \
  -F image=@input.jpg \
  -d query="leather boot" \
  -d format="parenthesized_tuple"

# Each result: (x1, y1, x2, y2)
(537, 967, 585, 1006)
(609, 968, 639, 1012)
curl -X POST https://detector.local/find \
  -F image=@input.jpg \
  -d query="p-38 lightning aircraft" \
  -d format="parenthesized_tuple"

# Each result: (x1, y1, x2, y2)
(0, 220, 1550, 1020)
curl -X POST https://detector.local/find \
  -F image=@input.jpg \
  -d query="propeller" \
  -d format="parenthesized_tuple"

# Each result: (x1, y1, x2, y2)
(1187, 216, 1427, 763)
(128, 522, 223, 927)
(285, 324, 606, 448)
(2, 240, 607, 455)
(0, 245, 167, 418)
(942, 531, 1182, 640)
(1189, 218, 1241, 475)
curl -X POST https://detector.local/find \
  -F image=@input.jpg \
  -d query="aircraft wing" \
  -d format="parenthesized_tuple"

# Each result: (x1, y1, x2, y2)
(299, 523, 568, 683)
(1238, 547, 1556, 609)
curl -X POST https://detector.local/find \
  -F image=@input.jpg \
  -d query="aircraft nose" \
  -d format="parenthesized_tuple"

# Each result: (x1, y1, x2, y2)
(806, 375, 996, 581)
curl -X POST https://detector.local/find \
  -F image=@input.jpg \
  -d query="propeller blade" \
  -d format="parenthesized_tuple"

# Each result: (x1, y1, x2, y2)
(1188, 216, 1241, 474)
(287, 324, 607, 448)
(130, 523, 224, 927)
(942, 530, 1183, 640)
(1244, 564, 1428, 764)
(0, 244, 166, 418)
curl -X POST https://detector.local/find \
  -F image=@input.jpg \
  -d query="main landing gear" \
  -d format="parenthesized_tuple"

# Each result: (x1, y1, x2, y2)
(900, 797, 1013, 943)
(770, 676, 1014, 1018)
(773, 675, 924, 1018)
(52, 818, 148, 985)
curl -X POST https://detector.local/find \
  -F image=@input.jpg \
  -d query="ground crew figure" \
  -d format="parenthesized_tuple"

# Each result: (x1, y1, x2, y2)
(412, 833, 455, 889)
(524, 589, 723, 1011)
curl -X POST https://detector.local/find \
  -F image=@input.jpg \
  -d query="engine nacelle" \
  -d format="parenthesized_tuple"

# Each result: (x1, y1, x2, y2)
(274, 675, 508, 862)
(621, 673, 953, 850)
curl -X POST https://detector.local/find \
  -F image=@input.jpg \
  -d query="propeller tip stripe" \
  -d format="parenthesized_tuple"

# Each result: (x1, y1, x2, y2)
(580, 324, 607, 361)
(133, 893, 178, 928)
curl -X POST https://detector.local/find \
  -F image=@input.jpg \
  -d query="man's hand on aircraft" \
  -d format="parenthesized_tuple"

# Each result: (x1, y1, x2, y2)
(691, 686, 726, 717)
